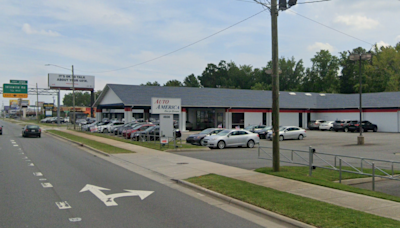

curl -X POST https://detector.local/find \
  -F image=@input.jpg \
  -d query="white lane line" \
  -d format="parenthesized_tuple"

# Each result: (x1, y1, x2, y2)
(39, 178, 47, 181)
(69, 218, 82, 222)
(13, 145, 19, 147)
(25, 160, 31, 162)
(28, 163, 34, 166)
(56, 201, 71, 209)
(11, 142, 16, 144)
(33, 172, 43, 176)
(19, 152, 24, 154)
(23, 156, 28, 159)
(41, 183, 53, 188)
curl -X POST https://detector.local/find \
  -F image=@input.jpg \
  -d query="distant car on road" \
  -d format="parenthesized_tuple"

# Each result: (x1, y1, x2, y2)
(203, 129, 260, 149)
(0, 125, 2, 135)
(267, 126, 306, 141)
(22, 125, 41, 138)
(186, 128, 224, 146)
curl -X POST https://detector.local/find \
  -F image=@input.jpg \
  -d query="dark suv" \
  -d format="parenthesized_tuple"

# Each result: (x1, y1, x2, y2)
(332, 120, 358, 132)
(348, 120, 378, 132)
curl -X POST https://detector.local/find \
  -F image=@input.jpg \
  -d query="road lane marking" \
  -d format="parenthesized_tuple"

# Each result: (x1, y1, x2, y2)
(39, 178, 47, 181)
(69, 218, 82, 222)
(80, 184, 154, 206)
(23, 156, 28, 159)
(33, 172, 43, 176)
(41, 183, 53, 188)
(25, 160, 31, 162)
(13, 145, 18, 147)
(56, 201, 71, 209)
(28, 163, 34, 166)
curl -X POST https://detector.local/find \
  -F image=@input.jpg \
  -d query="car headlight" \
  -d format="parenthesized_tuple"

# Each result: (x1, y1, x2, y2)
(208, 138, 217, 142)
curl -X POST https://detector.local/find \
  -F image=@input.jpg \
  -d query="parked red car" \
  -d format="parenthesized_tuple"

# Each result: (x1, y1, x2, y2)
(123, 124, 154, 139)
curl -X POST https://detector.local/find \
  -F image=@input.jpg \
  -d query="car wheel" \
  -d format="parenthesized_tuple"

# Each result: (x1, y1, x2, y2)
(329, 127, 333, 131)
(373, 127, 377, 132)
(209, 147, 215, 149)
(199, 138, 205, 146)
(279, 135, 284, 141)
(344, 128, 349, 133)
(334, 129, 338, 132)
(217, 141, 225, 149)
(103, 129, 108, 133)
(247, 140, 255, 148)
(39, 134, 41, 138)
(298, 134, 304, 140)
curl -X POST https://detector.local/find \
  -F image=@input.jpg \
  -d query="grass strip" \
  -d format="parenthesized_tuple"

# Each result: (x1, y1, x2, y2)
(74, 130, 201, 151)
(47, 130, 134, 154)
(256, 166, 400, 203)
(187, 174, 400, 228)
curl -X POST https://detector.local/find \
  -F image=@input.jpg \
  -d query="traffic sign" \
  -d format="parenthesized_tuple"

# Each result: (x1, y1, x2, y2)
(3, 83, 28, 98)
(10, 80, 28, 84)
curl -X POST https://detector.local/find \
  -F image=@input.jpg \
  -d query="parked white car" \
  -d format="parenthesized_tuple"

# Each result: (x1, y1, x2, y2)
(203, 129, 260, 149)
(98, 121, 125, 133)
(267, 126, 307, 141)
(319, 121, 334, 131)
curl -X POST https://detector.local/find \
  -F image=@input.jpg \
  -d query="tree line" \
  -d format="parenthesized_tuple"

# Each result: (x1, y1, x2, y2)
(142, 43, 400, 94)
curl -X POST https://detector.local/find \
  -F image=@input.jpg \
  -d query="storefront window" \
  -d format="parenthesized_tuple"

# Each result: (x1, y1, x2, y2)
(232, 113, 244, 128)
(196, 110, 215, 130)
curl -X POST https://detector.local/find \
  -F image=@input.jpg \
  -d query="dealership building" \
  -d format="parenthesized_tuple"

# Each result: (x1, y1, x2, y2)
(93, 84, 400, 132)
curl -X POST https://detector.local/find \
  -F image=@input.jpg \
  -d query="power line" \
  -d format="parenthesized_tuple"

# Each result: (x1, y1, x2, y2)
(287, 9, 374, 46)
(82, 9, 268, 74)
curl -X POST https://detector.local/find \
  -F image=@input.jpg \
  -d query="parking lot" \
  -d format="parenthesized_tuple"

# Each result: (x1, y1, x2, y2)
(177, 130, 400, 196)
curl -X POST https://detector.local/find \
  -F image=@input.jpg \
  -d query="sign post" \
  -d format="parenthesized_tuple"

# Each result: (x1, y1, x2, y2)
(151, 97, 181, 139)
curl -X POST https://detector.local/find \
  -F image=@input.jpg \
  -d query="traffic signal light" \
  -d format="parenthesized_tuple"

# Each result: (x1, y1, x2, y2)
(279, 0, 287, 10)
(288, 0, 297, 7)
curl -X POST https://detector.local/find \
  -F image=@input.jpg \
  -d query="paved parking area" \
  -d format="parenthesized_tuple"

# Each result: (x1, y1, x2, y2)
(177, 130, 400, 196)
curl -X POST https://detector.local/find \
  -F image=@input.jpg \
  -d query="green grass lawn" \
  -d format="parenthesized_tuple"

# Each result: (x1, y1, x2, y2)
(75, 130, 202, 151)
(256, 166, 400, 202)
(187, 174, 400, 228)
(47, 130, 134, 154)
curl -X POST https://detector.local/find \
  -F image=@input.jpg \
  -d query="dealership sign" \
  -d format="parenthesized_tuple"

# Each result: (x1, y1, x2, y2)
(48, 73, 95, 90)
(151, 98, 181, 114)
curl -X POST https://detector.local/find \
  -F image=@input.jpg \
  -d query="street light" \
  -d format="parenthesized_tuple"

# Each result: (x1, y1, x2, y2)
(45, 64, 76, 130)
(348, 52, 372, 145)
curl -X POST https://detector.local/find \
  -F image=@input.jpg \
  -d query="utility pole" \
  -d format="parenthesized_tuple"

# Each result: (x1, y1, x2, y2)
(36, 83, 39, 122)
(271, 0, 280, 172)
(72, 65, 76, 130)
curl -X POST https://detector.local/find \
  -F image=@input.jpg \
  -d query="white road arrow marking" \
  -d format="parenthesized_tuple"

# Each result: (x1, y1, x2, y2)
(79, 184, 154, 206)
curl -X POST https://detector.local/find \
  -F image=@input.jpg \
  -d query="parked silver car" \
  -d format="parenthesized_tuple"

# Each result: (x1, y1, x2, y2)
(267, 126, 307, 141)
(203, 129, 260, 149)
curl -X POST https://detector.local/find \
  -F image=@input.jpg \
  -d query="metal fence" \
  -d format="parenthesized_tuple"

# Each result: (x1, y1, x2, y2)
(258, 146, 400, 191)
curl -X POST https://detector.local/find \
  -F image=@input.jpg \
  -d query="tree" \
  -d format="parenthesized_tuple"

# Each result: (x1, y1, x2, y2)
(164, 80, 183, 87)
(278, 57, 304, 91)
(63, 91, 91, 106)
(141, 81, 160, 86)
(300, 50, 340, 93)
(338, 47, 366, 94)
(183, 74, 201, 87)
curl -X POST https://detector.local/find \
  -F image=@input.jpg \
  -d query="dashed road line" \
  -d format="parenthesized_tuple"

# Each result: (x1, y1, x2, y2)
(28, 163, 34, 167)
(69, 218, 82, 222)
(56, 201, 71, 209)
(33, 172, 43, 176)
(41, 183, 53, 188)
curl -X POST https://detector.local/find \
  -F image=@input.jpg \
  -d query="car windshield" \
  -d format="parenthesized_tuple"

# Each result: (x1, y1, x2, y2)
(262, 126, 272, 130)
(200, 129, 214, 134)
(279, 126, 287, 131)
(27, 125, 40, 129)
(217, 130, 231, 136)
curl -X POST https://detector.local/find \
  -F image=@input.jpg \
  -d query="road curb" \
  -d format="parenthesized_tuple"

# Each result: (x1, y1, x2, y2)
(45, 131, 110, 157)
(173, 179, 315, 228)
(165, 148, 211, 152)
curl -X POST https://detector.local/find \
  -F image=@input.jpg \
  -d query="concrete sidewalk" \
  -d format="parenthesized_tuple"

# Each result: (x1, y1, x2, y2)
(53, 129, 400, 222)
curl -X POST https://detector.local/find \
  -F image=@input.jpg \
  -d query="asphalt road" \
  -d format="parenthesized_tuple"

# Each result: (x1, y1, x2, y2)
(0, 120, 273, 228)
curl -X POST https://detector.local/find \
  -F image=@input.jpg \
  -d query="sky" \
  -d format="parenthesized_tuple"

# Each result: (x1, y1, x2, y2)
(0, 0, 399, 107)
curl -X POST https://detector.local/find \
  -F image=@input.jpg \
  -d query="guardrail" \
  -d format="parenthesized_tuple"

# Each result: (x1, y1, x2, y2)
(258, 146, 400, 191)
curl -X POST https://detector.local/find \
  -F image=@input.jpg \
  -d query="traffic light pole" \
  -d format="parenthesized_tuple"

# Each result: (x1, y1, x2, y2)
(271, 0, 280, 172)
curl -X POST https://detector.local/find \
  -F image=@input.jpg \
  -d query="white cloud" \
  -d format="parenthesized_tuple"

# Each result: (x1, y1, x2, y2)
(22, 23, 60, 37)
(307, 42, 335, 53)
(334, 15, 379, 30)
(376, 41, 390, 48)
(396, 35, 400, 42)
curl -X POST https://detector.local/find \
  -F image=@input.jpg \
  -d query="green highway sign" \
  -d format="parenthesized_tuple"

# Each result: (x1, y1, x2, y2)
(3, 84, 28, 94)
(10, 80, 28, 84)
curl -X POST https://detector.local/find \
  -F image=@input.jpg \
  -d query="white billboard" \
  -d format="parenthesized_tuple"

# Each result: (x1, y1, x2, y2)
(151, 97, 181, 114)
(48, 73, 95, 90)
